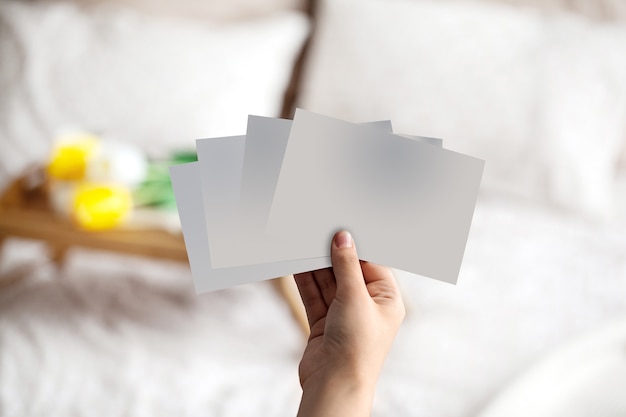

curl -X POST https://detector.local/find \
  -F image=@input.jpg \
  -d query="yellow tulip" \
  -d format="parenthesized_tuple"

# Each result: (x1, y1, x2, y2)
(72, 183, 132, 231)
(47, 134, 100, 181)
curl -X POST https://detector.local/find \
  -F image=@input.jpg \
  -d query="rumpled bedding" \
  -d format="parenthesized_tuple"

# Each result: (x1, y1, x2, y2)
(1, 194, 624, 417)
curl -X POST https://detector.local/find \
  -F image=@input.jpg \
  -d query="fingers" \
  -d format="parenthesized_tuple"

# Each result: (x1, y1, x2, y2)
(360, 261, 397, 287)
(360, 261, 403, 310)
(294, 271, 328, 328)
(312, 268, 337, 307)
(330, 230, 367, 298)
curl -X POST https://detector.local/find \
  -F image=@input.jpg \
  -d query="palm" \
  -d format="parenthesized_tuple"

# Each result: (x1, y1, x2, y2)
(294, 260, 402, 387)
(299, 322, 326, 384)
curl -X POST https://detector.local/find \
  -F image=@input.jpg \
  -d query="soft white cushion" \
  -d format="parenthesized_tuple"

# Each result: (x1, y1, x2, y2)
(0, 1, 309, 190)
(298, 0, 626, 216)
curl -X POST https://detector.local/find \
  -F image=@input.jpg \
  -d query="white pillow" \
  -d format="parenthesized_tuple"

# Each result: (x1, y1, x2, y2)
(298, 0, 626, 216)
(0, 1, 309, 190)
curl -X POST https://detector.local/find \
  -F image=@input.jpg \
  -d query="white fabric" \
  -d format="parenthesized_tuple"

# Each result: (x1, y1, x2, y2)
(1, 195, 625, 416)
(449, 0, 626, 22)
(298, 0, 626, 217)
(0, 0, 309, 191)
(1, 1, 625, 415)
(34, 0, 307, 22)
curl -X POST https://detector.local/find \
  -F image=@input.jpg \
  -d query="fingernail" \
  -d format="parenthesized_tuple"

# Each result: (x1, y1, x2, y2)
(334, 230, 353, 248)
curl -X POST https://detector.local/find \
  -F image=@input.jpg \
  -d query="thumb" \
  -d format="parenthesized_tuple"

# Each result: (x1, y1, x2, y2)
(330, 230, 367, 298)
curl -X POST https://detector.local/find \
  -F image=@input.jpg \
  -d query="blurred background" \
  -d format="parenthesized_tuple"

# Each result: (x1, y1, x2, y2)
(1, 0, 625, 416)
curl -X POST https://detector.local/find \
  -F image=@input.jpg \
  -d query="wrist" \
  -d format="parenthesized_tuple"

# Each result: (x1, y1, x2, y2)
(298, 370, 375, 417)
(302, 365, 376, 395)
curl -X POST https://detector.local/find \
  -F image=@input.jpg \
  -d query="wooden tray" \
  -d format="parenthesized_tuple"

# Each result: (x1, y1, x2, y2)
(0, 167, 308, 335)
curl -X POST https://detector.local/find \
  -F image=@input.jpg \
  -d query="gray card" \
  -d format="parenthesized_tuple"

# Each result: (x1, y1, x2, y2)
(169, 162, 339, 293)
(238, 117, 396, 235)
(398, 134, 443, 147)
(195, 135, 246, 257)
(260, 109, 484, 284)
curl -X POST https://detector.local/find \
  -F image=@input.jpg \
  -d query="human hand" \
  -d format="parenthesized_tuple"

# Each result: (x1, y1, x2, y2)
(294, 230, 405, 417)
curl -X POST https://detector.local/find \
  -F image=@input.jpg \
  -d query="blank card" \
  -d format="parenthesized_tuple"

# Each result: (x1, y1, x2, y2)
(238, 116, 394, 234)
(261, 110, 484, 284)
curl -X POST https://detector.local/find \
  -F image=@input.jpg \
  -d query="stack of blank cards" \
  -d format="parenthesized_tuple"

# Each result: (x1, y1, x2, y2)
(170, 109, 484, 293)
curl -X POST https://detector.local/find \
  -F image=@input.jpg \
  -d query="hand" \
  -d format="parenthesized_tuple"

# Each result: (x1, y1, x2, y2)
(294, 230, 405, 417)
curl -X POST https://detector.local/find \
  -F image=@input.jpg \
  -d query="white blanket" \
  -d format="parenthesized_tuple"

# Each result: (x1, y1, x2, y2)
(1, 195, 624, 417)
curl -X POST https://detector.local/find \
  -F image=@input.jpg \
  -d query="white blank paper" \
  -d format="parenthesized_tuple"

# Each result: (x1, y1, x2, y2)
(263, 110, 484, 283)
